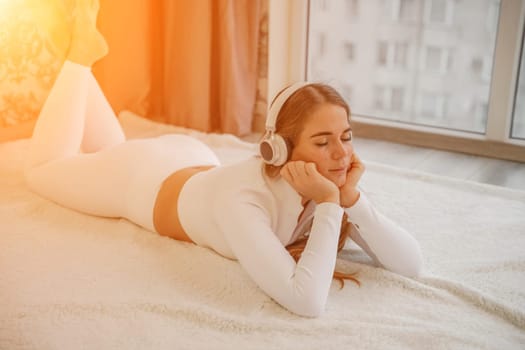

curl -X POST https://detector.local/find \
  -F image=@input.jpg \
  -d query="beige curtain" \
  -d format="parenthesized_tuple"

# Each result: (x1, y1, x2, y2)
(94, 0, 263, 136)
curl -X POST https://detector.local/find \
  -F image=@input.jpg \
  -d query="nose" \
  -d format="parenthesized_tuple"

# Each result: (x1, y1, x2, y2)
(332, 140, 351, 160)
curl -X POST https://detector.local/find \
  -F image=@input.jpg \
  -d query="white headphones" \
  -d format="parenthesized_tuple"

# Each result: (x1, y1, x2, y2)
(259, 82, 309, 166)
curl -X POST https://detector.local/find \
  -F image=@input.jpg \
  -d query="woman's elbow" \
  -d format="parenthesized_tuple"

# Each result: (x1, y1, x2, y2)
(395, 249, 424, 278)
(291, 301, 325, 318)
(287, 293, 327, 318)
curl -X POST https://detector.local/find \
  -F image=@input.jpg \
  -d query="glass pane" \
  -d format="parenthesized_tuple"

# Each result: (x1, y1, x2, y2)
(512, 29, 525, 140)
(307, 0, 501, 134)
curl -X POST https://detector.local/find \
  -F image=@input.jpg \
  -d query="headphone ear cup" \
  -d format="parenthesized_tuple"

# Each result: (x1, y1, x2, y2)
(271, 134, 289, 166)
(259, 134, 290, 166)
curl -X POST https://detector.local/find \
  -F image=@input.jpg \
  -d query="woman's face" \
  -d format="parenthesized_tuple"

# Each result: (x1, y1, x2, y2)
(290, 103, 353, 187)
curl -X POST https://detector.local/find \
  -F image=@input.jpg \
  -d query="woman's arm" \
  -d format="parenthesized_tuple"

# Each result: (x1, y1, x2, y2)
(214, 160, 343, 317)
(216, 196, 343, 317)
(339, 153, 423, 277)
(344, 193, 423, 277)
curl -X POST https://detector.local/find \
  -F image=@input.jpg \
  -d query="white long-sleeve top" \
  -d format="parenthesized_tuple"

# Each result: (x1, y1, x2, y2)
(177, 156, 423, 317)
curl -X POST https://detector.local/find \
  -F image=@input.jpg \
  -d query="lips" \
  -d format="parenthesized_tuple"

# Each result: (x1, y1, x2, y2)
(329, 167, 347, 173)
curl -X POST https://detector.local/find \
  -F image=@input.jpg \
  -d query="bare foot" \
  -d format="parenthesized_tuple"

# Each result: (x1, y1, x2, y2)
(66, 0, 108, 67)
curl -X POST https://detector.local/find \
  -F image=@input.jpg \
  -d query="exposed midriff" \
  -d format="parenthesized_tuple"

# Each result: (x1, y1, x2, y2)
(153, 166, 215, 242)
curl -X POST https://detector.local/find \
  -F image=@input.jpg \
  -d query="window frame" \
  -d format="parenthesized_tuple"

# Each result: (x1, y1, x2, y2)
(267, 0, 525, 162)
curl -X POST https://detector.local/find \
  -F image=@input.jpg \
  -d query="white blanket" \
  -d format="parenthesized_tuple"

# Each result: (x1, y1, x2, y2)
(1, 112, 524, 350)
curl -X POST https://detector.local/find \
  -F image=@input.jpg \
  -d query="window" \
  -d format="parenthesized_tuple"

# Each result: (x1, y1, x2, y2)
(425, 0, 454, 25)
(419, 93, 446, 119)
(317, 33, 326, 57)
(425, 46, 443, 72)
(318, 0, 329, 11)
(307, 0, 501, 133)
(345, 0, 359, 18)
(374, 86, 386, 110)
(429, 0, 447, 22)
(377, 41, 408, 68)
(399, 0, 417, 21)
(384, 0, 418, 22)
(394, 43, 408, 67)
(471, 57, 484, 75)
(373, 85, 405, 115)
(391, 87, 404, 112)
(344, 42, 355, 61)
(377, 42, 388, 66)
(422, 46, 452, 74)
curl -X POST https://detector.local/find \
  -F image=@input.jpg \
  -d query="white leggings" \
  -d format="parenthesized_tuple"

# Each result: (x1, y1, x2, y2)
(24, 61, 220, 232)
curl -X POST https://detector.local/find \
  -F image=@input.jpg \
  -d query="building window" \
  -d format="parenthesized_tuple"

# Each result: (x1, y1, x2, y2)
(344, 42, 355, 61)
(391, 87, 404, 112)
(471, 57, 483, 75)
(399, 0, 417, 21)
(425, 0, 454, 25)
(377, 41, 388, 66)
(373, 85, 405, 114)
(378, 41, 408, 68)
(318, 33, 326, 57)
(318, 0, 329, 12)
(419, 93, 446, 119)
(425, 46, 442, 71)
(394, 42, 408, 68)
(345, 0, 359, 18)
(429, 0, 447, 22)
(373, 86, 386, 110)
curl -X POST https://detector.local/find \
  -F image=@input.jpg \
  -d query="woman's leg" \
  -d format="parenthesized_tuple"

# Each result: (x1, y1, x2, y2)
(24, 1, 176, 231)
(25, 61, 90, 170)
(35, 0, 109, 68)
(24, 61, 128, 219)
(25, 61, 125, 169)
(67, 0, 108, 67)
(81, 71, 125, 153)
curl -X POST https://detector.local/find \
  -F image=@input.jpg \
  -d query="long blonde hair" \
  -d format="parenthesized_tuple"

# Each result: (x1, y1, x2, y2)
(264, 83, 360, 287)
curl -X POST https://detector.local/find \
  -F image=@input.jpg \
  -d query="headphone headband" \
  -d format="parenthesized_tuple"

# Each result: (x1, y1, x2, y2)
(266, 82, 309, 132)
(259, 82, 310, 166)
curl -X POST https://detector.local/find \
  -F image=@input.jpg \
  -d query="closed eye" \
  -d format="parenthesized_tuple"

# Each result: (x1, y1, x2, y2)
(311, 128, 352, 146)
(341, 130, 353, 142)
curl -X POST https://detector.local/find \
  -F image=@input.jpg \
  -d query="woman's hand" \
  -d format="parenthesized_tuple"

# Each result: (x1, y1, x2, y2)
(280, 161, 340, 204)
(339, 153, 365, 208)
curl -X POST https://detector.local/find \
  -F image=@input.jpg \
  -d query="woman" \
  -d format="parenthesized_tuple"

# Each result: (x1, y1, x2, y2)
(25, 7, 423, 317)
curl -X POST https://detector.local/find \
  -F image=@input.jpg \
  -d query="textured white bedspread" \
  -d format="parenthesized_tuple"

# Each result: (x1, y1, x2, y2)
(1, 112, 524, 349)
